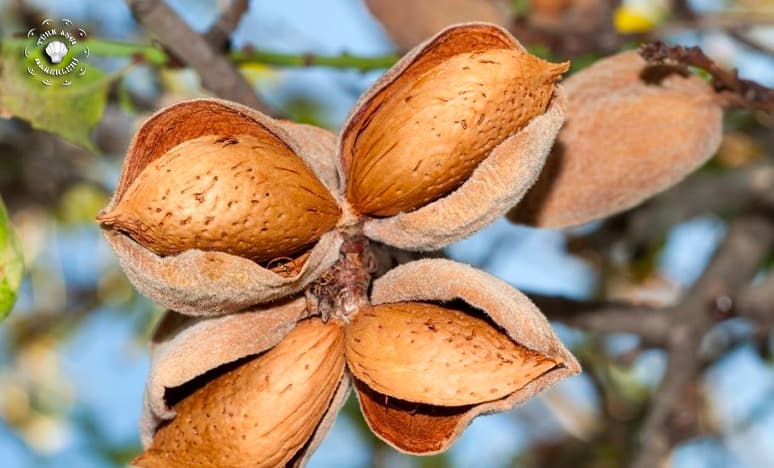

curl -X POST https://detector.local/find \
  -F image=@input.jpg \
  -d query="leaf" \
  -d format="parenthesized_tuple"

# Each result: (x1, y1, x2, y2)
(0, 39, 113, 151)
(0, 196, 24, 320)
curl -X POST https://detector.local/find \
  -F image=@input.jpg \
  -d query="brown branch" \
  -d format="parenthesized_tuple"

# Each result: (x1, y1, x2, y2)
(736, 272, 774, 328)
(531, 295, 669, 346)
(640, 41, 774, 112)
(204, 0, 249, 52)
(630, 214, 774, 468)
(124, 0, 274, 114)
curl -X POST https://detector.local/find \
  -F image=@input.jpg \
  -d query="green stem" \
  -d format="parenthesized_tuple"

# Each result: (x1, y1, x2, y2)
(229, 49, 399, 72)
(3, 37, 398, 72)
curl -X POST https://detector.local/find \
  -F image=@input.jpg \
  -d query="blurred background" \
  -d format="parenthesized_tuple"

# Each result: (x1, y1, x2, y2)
(0, 0, 772, 467)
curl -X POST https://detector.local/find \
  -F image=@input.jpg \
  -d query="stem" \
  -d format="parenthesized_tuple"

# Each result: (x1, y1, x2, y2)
(230, 49, 400, 72)
(2, 37, 398, 72)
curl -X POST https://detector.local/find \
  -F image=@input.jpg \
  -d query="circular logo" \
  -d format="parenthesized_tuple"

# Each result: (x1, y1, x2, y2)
(25, 18, 89, 87)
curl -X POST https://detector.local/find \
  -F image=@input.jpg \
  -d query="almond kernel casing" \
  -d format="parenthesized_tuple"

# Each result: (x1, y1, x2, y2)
(134, 318, 345, 468)
(345, 302, 559, 406)
(346, 49, 568, 216)
(98, 134, 341, 262)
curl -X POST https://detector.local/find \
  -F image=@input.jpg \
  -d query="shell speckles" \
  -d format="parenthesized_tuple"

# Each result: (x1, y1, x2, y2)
(98, 134, 341, 262)
(345, 302, 560, 406)
(133, 319, 346, 468)
(346, 49, 568, 216)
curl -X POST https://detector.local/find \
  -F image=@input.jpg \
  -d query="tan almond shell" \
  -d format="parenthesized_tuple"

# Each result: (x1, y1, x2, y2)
(338, 23, 565, 250)
(100, 99, 343, 315)
(139, 297, 310, 442)
(346, 302, 561, 406)
(360, 258, 580, 454)
(139, 299, 352, 468)
(99, 134, 341, 262)
(135, 317, 346, 468)
(364, 89, 565, 250)
(508, 50, 723, 227)
(365, 0, 511, 50)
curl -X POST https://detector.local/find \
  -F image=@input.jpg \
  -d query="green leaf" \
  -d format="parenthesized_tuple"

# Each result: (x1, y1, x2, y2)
(0, 39, 113, 151)
(0, 196, 24, 320)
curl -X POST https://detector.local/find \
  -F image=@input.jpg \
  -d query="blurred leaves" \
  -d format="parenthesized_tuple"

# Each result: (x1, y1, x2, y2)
(0, 195, 23, 320)
(56, 183, 109, 225)
(0, 40, 113, 151)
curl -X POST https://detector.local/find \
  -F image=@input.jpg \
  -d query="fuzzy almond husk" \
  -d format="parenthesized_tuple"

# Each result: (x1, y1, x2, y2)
(338, 23, 567, 250)
(135, 316, 346, 468)
(509, 50, 724, 227)
(100, 99, 343, 315)
(354, 258, 579, 454)
(346, 302, 560, 406)
(365, 0, 511, 51)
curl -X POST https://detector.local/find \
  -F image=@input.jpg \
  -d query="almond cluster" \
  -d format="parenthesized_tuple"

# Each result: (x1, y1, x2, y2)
(97, 23, 723, 467)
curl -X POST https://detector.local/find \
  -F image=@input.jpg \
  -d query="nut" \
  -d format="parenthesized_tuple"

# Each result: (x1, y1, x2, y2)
(345, 48, 568, 216)
(509, 50, 723, 227)
(98, 134, 341, 262)
(346, 302, 559, 406)
(133, 318, 345, 468)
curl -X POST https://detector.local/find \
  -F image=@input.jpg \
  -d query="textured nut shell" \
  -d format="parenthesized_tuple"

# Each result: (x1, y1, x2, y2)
(140, 297, 309, 442)
(101, 99, 343, 314)
(339, 23, 566, 216)
(365, 0, 511, 50)
(509, 51, 723, 227)
(363, 89, 565, 250)
(100, 134, 340, 262)
(135, 318, 346, 468)
(346, 302, 560, 406)
(345, 47, 566, 216)
(355, 259, 579, 454)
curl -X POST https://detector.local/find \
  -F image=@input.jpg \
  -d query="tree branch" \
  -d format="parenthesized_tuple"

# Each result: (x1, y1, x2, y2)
(124, 0, 273, 113)
(204, 0, 249, 51)
(531, 295, 669, 345)
(640, 41, 774, 112)
(736, 272, 774, 329)
(631, 215, 774, 468)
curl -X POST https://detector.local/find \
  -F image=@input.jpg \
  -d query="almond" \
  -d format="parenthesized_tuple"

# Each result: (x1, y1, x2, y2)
(345, 302, 559, 406)
(133, 318, 345, 468)
(509, 51, 723, 227)
(345, 48, 568, 216)
(98, 134, 341, 262)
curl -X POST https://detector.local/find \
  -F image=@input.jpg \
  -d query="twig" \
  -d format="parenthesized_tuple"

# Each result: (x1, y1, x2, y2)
(735, 272, 774, 328)
(124, 0, 273, 113)
(204, 0, 249, 51)
(531, 295, 669, 345)
(640, 41, 774, 112)
(3, 36, 398, 72)
(630, 215, 774, 468)
(230, 49, 399, 72)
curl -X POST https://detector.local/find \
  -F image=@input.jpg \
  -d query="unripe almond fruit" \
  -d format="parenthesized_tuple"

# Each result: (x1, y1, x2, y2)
(133, 318, 345, 468)
(98, 134, 341, 262)
(345, 302, 559, 406)
(346, 49, 568, 216)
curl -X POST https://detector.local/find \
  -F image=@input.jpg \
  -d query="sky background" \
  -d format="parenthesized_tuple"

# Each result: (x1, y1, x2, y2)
(0, 0, 772, 467)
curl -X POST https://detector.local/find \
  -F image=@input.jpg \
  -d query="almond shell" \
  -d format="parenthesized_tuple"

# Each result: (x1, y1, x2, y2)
(338, 22, 565, 250)
(100, 99, 343, 315)
(356, 258, 580, 454)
